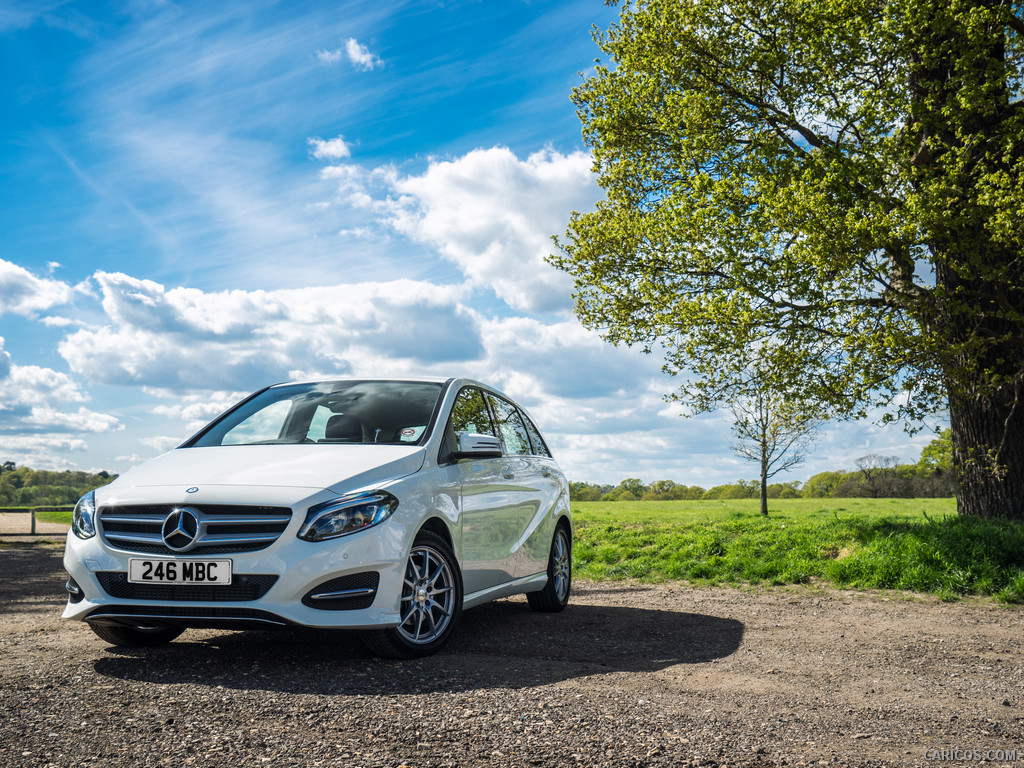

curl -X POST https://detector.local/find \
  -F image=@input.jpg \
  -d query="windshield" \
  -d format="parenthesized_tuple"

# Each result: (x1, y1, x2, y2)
(187, 381, 444, 447)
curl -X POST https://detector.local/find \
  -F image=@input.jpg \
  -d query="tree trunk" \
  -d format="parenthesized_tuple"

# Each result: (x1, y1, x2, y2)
(907, 1, 1024, 520)
(759, 466, 768, 516)
(949, 386, 1024, 519)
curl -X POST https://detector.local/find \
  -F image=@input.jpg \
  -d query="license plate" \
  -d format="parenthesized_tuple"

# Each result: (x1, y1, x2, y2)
(128, 559, 232, 585)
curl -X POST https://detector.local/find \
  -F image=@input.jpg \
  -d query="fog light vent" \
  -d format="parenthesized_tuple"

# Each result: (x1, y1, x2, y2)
(302, 572, 379, 610)
(65, 576, 84, 604)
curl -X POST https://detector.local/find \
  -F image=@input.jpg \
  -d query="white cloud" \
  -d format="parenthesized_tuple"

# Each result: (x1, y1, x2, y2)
(0, 258, 73, 316)
(58, 272, 484, 392)
(317, 147, 599, 313)
(0, 337, 122, 438)
(315, 47, 344, 64)
(386, 147, 596, 312)
(315, 38, 381, 70)
(308, 135, 351, 160)
(1, 435, 90, 470)
(0, 340, 10, 380)
(345, 37, 381, 70)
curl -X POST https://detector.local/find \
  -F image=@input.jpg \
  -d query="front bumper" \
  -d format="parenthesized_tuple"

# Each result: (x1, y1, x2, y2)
(62, 520, 408, 631)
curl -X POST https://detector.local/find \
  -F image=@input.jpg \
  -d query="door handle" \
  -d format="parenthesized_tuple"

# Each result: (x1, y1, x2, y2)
(540, 467, 553, 478)
(501, 466, 515, 479)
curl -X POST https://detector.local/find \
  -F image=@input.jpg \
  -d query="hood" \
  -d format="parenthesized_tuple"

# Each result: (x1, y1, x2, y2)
(114, 444, 427, 493)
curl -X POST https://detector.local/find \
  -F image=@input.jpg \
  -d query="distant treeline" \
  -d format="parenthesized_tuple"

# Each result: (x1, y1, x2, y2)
(572, 431, 956, 501)
(0, 462, 117, 507)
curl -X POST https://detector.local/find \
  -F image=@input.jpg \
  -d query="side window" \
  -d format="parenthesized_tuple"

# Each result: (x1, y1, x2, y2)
(487, 394, 531, 456)
(520, 410, 553, 458)
(449, 387, 497, 437)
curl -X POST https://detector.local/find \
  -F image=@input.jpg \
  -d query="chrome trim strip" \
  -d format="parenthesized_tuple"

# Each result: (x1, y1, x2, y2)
(99, 514, 165, 524)
(198, 533, 280, 544)
(309, 587, 376, 601)
(85, 613, 289, 627)
(104, 532, 164, 544)
(205, 516, 292, 525)
(463, 571, 548, 611)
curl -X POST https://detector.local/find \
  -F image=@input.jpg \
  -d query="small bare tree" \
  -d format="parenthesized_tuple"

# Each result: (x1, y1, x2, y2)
(731, 390, 821, 516)
(855, 454, 901, 497)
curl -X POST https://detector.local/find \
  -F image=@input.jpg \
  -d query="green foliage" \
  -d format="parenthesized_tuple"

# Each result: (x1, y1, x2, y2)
(642, 479, 706, 500)
(702, 480, 758, 500)
(568, 482, 611, 502)
(572, 499, 1024, 602)
(805, 458, 957, 498)
(572, 478, 706, 501)
(0, 463, 116, 508)
(601, 477, 648, 501)
(917, 429, 953, 473)
(803, 471, 846, 498)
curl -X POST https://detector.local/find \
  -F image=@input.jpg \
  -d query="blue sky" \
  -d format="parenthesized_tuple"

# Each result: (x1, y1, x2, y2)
(0, 0, 932, 484)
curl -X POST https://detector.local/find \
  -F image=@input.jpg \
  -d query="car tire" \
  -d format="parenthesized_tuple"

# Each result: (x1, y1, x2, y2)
(361, 530, 463, 659)
(527, 523, 571, 613)
(89, 622, 184, 647)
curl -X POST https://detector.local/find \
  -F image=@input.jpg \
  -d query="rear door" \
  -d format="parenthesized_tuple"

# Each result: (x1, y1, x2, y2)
(511, 404, 564, 578)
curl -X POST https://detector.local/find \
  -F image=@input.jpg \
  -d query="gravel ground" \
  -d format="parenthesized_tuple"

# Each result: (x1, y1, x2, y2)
(1, 541, 1022, 768)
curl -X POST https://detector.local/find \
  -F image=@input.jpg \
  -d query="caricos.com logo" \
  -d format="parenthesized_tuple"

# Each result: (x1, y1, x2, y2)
(925, 747, 1022, 762)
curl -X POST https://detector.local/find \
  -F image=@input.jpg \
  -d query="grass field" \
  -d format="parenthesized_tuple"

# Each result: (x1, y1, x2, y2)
(572, 498, 1024, 602)
(17, 498, 1024, 602)
(33, 508, 73, 525)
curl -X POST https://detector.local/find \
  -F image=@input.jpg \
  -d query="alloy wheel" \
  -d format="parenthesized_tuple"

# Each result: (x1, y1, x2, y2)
(397, 544, 456, 644)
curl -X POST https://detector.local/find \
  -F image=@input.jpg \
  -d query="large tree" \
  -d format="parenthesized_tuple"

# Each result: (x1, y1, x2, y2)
(552, 0, 1024, 519)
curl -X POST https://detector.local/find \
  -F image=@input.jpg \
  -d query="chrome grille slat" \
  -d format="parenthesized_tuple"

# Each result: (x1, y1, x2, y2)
(100, 514, 166, 524)
(196, 533, 280, 544)
(105, 532, 165, 545)
(99, 504, 293, 556)
(205, 516, 292, 525)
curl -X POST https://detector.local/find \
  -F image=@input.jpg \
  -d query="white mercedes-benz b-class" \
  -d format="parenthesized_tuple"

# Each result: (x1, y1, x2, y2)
(62, 377, 571, 658)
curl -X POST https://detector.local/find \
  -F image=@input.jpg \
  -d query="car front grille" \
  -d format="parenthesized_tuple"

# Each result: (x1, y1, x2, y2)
(96, 572, 279, 602)
(98, 504, 293, 556)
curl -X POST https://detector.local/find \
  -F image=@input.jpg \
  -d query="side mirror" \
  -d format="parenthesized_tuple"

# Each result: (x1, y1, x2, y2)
(452, 432, 502, 460)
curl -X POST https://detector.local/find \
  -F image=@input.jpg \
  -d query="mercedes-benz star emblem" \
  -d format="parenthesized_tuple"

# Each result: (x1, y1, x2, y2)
(162, 507, 201, 552)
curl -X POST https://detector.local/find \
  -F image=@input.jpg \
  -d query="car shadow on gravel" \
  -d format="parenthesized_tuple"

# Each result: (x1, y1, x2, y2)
(91, 599, 743, 694)
(0, 544, 65, 615)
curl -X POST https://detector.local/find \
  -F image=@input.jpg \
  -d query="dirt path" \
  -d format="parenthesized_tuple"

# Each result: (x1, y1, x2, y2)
(0, 511, 69, 535)
(1, 542, 1022, 767)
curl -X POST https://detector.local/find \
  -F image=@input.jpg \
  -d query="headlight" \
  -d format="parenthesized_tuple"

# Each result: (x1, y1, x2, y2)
(72, 490, 97, 540)
(297, 491, 398, 542)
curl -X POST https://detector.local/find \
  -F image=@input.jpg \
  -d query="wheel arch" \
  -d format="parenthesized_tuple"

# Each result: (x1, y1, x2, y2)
(416, 515, 455, 552)
(556, 513, 572, 543)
